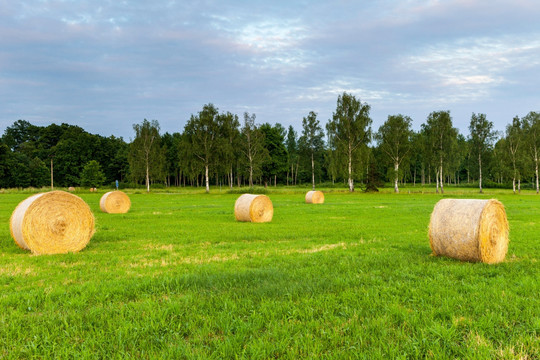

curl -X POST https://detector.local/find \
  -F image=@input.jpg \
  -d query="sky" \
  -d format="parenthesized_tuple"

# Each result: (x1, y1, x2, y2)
(1, 0, 539, 141)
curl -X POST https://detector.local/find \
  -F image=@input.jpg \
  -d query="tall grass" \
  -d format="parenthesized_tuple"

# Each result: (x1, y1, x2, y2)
(0, 187, 538, 358)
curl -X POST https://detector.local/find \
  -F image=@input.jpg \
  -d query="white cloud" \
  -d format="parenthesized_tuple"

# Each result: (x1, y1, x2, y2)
(402, 34, 540, 102)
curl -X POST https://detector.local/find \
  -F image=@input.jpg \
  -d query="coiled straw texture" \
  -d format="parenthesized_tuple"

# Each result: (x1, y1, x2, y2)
(305, 190, 324, 204)
(428, 198, 509, 264)
(9, 191, 95, 255)
(100, 191, 131, 213)
(234, 194, 273, 223)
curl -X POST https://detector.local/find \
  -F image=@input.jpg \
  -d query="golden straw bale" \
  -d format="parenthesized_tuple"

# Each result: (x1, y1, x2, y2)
(9, 191, 95, 255)
(305, 190, 324, 204)
(68, 186, 76, 192)
(100, 191, 131, 213)
(234, 194, 273, 223)
(428, 199, 509, 264)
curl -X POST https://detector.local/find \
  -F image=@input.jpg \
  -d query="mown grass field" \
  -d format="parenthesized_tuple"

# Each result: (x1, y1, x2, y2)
(0, 186, 539, 359)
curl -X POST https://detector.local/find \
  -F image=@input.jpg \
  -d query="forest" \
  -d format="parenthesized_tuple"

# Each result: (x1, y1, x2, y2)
(1, 92, 539, 193)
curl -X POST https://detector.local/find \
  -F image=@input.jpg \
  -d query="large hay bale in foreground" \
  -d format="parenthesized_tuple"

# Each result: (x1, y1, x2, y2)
(428, 199, 509, 264)
(305, 190, 324, 204)
(234, 194, 273, 223)
(100, 191, 131, 213)
(9, 191, 95, 255)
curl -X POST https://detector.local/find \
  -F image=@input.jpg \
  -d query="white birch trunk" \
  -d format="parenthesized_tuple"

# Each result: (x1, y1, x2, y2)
(394, 162, 399, 193)
(205, 165, 210, 193)
(348, 145, 353, 192)
(534, 152, 538, 194)
(435, 169, 439, 194)
(249, 161, 253, 187)
(146, 161, 150, 193)
(311, 152, 315, 190)
(439, 160, 444, 194)
(479, 153, 483, 194)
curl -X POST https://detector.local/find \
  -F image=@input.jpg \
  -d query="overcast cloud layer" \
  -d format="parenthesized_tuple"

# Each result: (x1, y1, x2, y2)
(1, 0, 539, 140)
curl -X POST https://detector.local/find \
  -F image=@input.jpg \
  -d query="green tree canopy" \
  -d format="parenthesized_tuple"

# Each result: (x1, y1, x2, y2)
(129, 119, 164, 192)
(469, 112, 497, 193)
(80, 160, 106, 188)
(375, 114, 412, 193)
(421, 111, 457, 194)
(183, 104, 222, 193)
(299, 111, 325, 190)
(326, 92, 372, 192)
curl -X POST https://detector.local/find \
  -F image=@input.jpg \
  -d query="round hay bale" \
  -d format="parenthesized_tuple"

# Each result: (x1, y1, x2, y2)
(234, 194, 273, 223)
(428, 199, 509, 264)
(9, 191, 95, 255)
(68, 186, 75, 192)
(100, 191, 131, 213)
(305, 190, 324, 204)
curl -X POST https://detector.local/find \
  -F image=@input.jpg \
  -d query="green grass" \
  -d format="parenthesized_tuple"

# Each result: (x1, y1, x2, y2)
(0, 187, 538, 359)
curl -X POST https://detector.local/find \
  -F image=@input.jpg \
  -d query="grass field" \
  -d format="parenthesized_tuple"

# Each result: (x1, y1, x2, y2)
(0, 186, 539, 359)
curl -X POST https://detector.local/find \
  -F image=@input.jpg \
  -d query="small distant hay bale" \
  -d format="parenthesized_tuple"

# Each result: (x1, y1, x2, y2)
(428, 199, 509, 264)
(89, 187, 97, 192)
(100, 191, 131, 213)
(234, 194, 273, 223)
(9, 191, 95, 255)
(68, 186, 75, 192)
(305, 190, 324, 204)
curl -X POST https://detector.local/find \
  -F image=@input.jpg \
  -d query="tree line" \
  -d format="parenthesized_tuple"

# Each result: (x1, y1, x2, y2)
(1, 92, 539, 193)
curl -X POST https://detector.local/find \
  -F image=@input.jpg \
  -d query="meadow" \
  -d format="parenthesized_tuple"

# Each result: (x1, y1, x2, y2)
(0, 186, 538, 359)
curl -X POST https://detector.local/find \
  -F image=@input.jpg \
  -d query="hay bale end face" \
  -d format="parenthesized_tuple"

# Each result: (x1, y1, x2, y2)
(305, 190, 324, 204)
(100, 191, 131, 213)
(234, 194, 273, 223)
(428, 198, 509, 264)
(9, 191, 95, 255)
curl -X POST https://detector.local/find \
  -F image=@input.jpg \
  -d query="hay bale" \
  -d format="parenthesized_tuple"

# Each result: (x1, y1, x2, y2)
(305, 190, 324, 204)
(68, 186, 75, 192)
(428, 199, 509, 264)
(234, 194, 273, 223)
(89, 187, 97, 192)
(9, 191, 95, 255)
(100, 191, 131, 213)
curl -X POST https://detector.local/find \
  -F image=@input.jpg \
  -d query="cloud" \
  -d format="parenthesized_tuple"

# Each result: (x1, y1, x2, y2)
(401, 35, 540, 103)
(1, 1, 540, 138)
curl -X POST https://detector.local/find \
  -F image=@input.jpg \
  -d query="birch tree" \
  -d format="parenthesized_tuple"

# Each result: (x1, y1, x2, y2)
(240, 112, 267, 187)
(505, 116, 524, 194)
(469, 113, 496, 193)
(300, 111, 325, 190)
(285, 126, 298, 185)
(375, 114, 412, 193)
(422, 111, 457, 194)
(522, 111, 540, 194)
(129, 119, 164, 192)
(183, 104, 221, 193)
(218, 112, 240, 189)
(326, 92, 372, 192)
